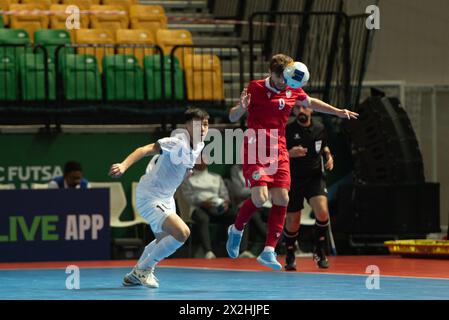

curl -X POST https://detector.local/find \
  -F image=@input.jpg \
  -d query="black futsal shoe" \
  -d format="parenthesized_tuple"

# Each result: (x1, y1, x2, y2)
(284, 249, 297, 271)
(313, 245, 329, 269)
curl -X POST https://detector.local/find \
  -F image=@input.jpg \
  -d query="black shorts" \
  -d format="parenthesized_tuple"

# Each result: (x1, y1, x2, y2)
(287, 174, 328, 212)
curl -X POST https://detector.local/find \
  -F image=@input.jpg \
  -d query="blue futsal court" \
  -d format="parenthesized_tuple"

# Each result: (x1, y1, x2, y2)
(1, 263, 449, 300)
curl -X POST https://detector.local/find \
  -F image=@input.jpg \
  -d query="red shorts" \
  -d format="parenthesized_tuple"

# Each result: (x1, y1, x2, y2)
(243, 159, 291, 190)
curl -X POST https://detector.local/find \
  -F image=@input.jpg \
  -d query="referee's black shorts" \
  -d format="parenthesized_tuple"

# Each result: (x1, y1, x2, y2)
(287, 173, 328, 212)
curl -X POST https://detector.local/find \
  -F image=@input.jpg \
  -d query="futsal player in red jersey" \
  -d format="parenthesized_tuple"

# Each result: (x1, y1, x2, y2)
(226, 54, 358, 270)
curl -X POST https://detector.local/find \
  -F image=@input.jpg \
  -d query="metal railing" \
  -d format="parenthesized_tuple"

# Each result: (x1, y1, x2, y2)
(0, 1, 375, 125)
(0, 44, 53, 125)
(348, 14, 376, 107)
(0, 44, 50, 104)
(54, 43, 165, 103)
(0, 42, 244, 125)
(247, 10, 375, 110)
(249, 11, 352, 108)
(170, 44, 244, 109)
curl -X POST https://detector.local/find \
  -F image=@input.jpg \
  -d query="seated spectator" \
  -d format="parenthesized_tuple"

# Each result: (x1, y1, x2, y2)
(48, 161, 90, 189)
(181, 157, 253, 259)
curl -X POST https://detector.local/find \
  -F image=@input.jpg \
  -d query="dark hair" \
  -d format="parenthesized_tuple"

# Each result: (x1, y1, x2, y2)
(184, 107, 209, 122)
(269, 53, 293, 77)
(64, 161, 82, 175)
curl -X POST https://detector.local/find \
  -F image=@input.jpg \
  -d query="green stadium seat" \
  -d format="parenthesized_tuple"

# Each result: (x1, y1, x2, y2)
(0, 29, 31, 60)
(18, 53, 56, 100)
(61, 54, 102, 100)
(0, 29, 30, 44)
(0, 15, 4, 28)
(0, 54, 17, 100)
(103, 54, 144, 101)
(34, 29, 73, 61)
(144, 55, 184, 101)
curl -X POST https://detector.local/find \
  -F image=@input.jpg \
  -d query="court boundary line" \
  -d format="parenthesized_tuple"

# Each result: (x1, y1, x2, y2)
(1, 264, 449, 281)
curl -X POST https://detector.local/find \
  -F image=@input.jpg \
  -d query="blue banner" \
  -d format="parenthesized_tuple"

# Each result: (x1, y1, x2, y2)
(0, 189, 110, 262)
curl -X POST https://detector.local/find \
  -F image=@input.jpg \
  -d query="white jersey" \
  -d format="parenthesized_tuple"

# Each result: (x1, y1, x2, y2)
(136, 132, 204, 200)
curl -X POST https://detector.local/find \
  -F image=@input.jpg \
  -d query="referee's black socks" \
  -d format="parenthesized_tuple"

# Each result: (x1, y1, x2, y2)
(314, 219, 329, 247)
(283, 229, 299, 251)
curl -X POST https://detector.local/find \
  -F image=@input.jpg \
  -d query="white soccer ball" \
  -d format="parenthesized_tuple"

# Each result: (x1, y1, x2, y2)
(283, 61, 310, 89)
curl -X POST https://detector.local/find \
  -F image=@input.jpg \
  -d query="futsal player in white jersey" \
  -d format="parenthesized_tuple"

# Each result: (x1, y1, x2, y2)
(109, 108, 209, 288)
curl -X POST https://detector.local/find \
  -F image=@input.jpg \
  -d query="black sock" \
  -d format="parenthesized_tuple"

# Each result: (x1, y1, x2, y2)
(315, 219, 329, 248)
(283, 229, 299, 252)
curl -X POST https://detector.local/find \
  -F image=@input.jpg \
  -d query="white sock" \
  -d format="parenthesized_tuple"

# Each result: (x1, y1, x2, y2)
(136, 239, 157, 269)
(263, 246, 275, 253)
(232, 224, 243, 235)
(139, 235, 184, 269)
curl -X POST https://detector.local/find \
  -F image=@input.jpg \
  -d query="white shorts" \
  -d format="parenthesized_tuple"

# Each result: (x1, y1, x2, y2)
(136, 196, 176, 234)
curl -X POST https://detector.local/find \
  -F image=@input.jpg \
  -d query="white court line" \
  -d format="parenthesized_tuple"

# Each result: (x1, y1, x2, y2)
(2, 264, 449, 281)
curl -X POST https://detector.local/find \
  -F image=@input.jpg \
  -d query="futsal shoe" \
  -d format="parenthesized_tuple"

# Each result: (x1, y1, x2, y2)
(204, 251, 217, 259)
(313, 246, 329, 269)
(226, 225, 243, 258)
(239, 250, 256, 258)
(123, 267, 159, 288)
(284, 249, 297, 271)
(122, 268, 141, 286)
(257, 250, 282, 271)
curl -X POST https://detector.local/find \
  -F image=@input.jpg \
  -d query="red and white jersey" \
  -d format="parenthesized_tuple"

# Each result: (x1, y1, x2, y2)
(244, 78, 309, 163)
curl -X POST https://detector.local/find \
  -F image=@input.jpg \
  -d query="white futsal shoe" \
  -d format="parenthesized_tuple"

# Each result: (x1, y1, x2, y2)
(123, 267, 159, 288)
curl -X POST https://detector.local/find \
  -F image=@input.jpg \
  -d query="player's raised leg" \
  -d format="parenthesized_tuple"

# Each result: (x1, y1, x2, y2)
(227, 186, 268, 258)
(256, 187, 289, 270)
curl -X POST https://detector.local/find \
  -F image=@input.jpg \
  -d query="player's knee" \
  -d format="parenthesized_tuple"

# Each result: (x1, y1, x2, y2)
(181, 227, 191, 242)
(273, 194, 289, 207)
(315, 210, 329, 222)
(173, 226, 190, 242)
(252, 193, 268, 208)
(281, 195, 289, 207)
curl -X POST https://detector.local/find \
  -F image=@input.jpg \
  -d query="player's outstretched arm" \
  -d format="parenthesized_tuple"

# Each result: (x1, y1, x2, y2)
(229, 88, 251, 122)
(301, 97, 359, 120)
(109, 143, 161, 178)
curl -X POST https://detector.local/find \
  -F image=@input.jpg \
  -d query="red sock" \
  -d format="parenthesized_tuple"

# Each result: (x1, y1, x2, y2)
(234, 198, 258, 231)
(265, 205, 287, 248)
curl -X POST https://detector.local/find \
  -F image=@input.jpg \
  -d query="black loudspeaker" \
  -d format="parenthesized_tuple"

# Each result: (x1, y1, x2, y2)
(335, 183, 440, 235)
(346, 96, 424, 184)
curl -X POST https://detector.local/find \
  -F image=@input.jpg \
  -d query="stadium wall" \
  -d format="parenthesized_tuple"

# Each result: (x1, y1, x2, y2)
(352, 0, 449, 85)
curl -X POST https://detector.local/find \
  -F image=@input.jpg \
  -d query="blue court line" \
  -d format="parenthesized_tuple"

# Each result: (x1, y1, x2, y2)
(1, 267, 448, 300)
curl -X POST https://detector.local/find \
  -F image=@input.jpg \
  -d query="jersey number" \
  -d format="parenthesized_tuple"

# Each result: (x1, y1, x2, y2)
(279, 98, 285, 110)
(156, 203, 169, 213)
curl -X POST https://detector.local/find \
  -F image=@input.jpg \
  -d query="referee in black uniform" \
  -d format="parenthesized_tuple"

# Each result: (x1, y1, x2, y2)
(284, 104, 334, 270)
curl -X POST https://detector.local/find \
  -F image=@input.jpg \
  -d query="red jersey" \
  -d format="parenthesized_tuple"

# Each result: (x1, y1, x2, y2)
(244, 78, 309, 163)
